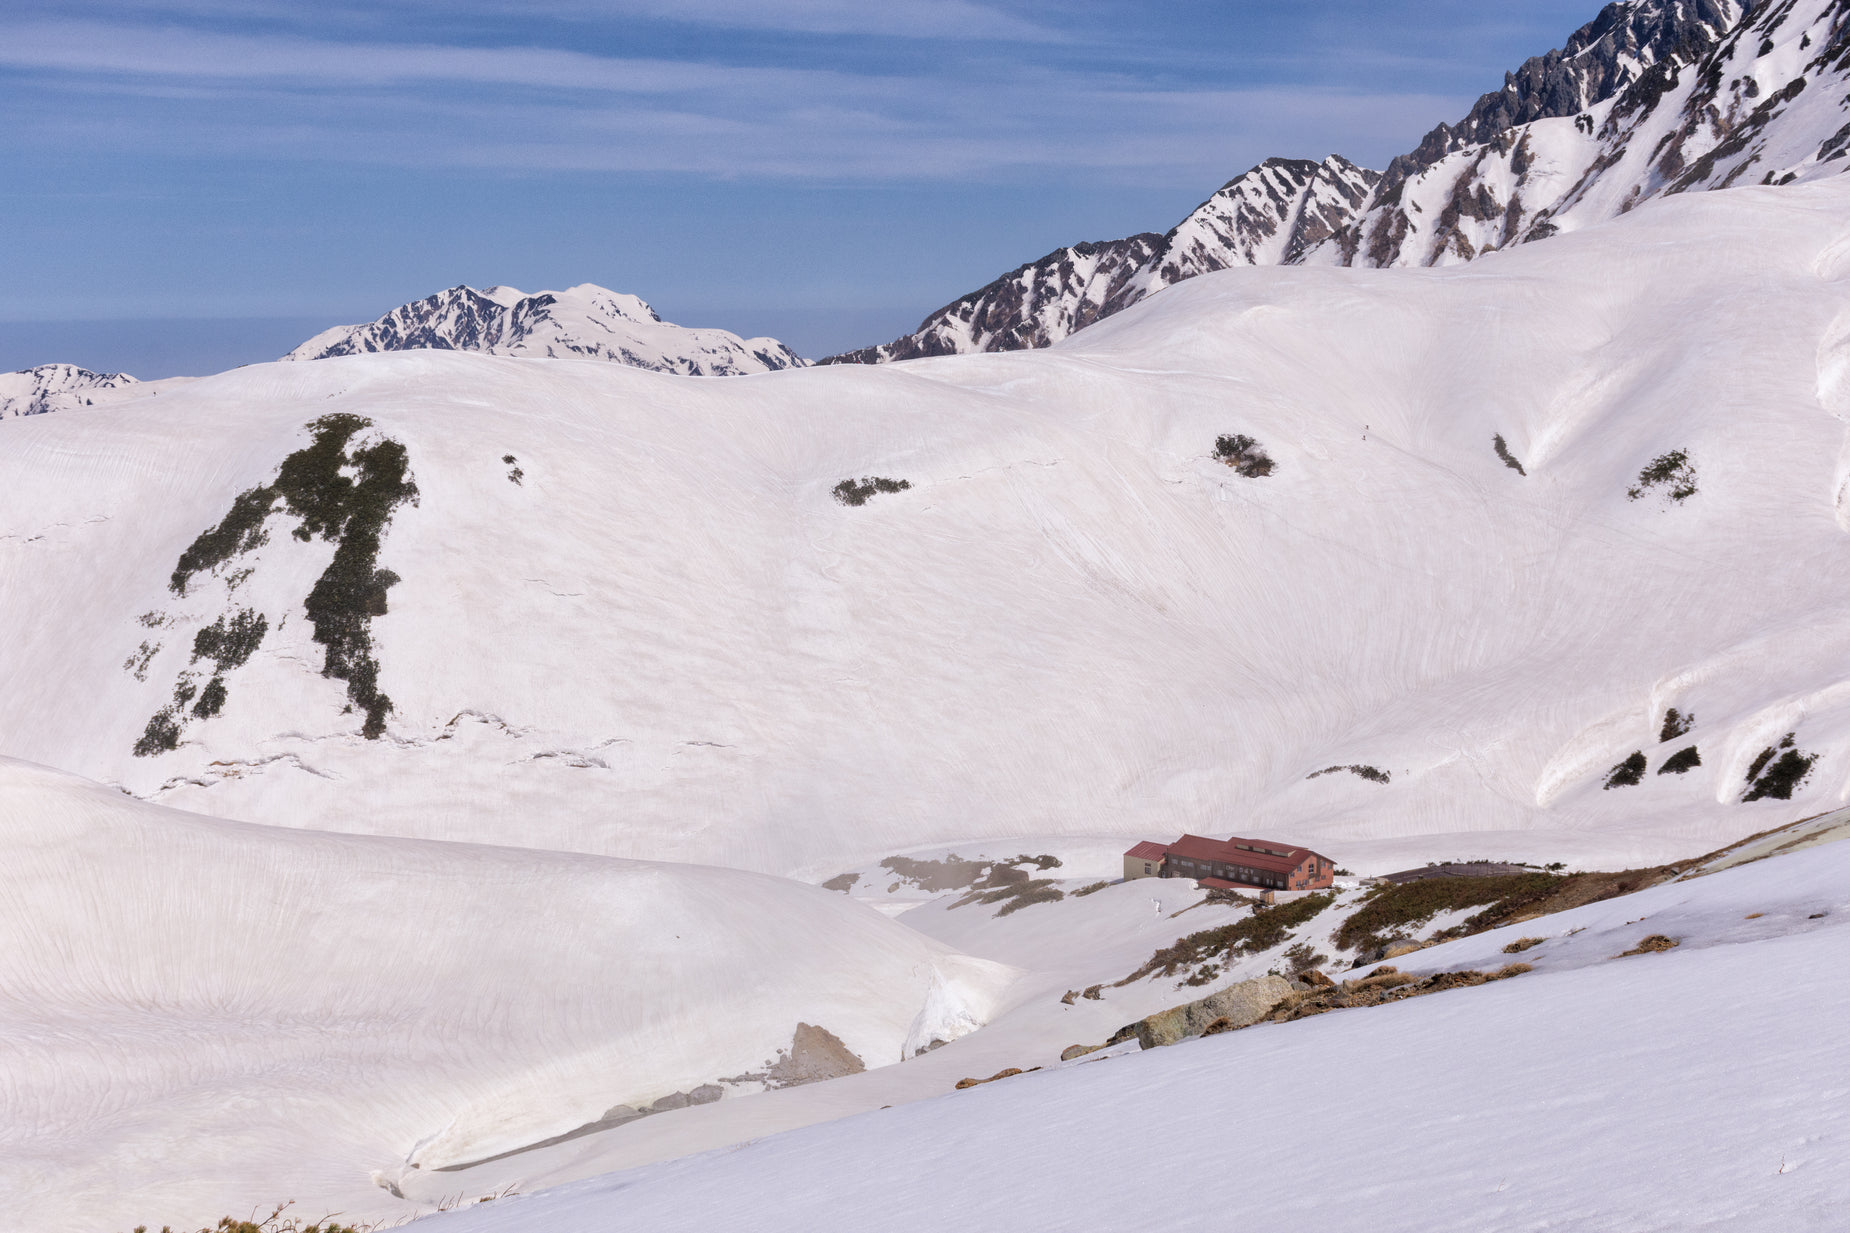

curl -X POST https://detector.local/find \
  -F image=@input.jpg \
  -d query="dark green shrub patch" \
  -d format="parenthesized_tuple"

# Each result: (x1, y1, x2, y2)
(170, 487, 277, 594)
(1743, 733, 1817, 801)
(1117, 892, 1334, 985)
(191, 676, 228, 719)
(1603, 751, 1648, 789)
(133, 707, 181, 758)
(1214, 433, 1274, 477)
(123, 640, 158, 681)
(142, 415, 419, 753)
(1627, 448, 1697, 502)
(1492, 434, 1526, 475)
(833, 476, 910, 506)
(1658, 745, 1702, 775)
(1309, 764, 1390, 784)
(192, 609, 268, 672)
(1659, 707, 1694, 742)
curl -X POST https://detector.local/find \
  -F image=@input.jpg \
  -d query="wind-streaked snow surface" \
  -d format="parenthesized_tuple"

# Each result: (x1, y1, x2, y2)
(5, 179, 1850, 1230)
(8, 182, 1850, 871)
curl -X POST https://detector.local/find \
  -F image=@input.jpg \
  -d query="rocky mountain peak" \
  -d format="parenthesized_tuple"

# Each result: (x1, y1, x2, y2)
(0, 364, 139, 419)
(286, 283, 803, 376)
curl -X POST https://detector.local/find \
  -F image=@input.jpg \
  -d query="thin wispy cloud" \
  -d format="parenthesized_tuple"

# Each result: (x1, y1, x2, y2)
(0, 0, 1607, 341)
(0, 18, 1461, 183)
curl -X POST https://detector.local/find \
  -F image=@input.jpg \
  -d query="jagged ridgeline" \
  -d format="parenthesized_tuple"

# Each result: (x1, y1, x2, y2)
(143, 414, 418, 750)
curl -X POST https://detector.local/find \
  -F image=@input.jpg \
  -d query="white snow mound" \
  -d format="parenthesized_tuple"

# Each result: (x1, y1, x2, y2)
(0, 757, 1013, 1233)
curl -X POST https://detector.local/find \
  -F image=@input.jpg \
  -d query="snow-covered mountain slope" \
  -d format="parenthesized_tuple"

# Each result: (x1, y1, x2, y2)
(7, 180, 1850, 878)
(0, 363, 137, 418)
(424, 834, 1850, 1233)
(825, 155, 1377, 363)
(827, 0, 1850, 360)
(0, 756, 1011, 1233)
(285, 283, 806, 375)
(1330, 0, 1850, 267)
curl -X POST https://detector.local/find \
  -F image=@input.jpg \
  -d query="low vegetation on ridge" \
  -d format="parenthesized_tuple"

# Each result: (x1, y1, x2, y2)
(138, 414, 419, 753)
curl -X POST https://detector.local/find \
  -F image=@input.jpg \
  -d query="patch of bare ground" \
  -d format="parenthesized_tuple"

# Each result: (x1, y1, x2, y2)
(1502, 936, 1546, 954)
(955, 1066, 1038, 1090)
(1615, 934, 1680, 957)
(1337, 866, 1683, 960)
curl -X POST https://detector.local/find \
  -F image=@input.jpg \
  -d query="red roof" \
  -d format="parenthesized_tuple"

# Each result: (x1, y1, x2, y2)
(1164, 833, 1319, 876)
(1124, 841, 1169, 861)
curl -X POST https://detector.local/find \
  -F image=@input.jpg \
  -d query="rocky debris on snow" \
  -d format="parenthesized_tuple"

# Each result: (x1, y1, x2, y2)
(723, 1022, 867, 1090)
(954, 1066, 1038, 1090)
(435, 1084, 729, 1171)
(879, 852, 1061, 894)
(1102, 973, 1295, 1050)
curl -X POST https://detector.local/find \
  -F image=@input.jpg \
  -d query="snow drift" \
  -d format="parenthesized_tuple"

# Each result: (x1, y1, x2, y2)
(0, 757, 1011, 1233)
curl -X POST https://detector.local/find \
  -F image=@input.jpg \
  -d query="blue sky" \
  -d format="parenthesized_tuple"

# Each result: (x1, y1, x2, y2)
(1, 0, 1608, 373)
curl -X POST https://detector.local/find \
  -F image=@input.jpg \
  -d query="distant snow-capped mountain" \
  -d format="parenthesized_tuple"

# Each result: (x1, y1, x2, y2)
(828, 0, 1850, 363)
(286, 284, 806, 376)
(828, 156, 1377, 363)
(0, 364, 138, 419)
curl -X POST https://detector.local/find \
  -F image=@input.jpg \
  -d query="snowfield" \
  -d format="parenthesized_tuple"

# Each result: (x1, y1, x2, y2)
(426, 834, 1850, 1233)
(0, 757, 1010, 1232)
(7, 182, 1850, 874)
(5, 169, 1850, 1232)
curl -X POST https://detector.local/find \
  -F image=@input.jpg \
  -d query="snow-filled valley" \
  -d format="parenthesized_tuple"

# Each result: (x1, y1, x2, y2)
(423, 832, 1850, 1233)
(7, 131, 1850, 1233)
